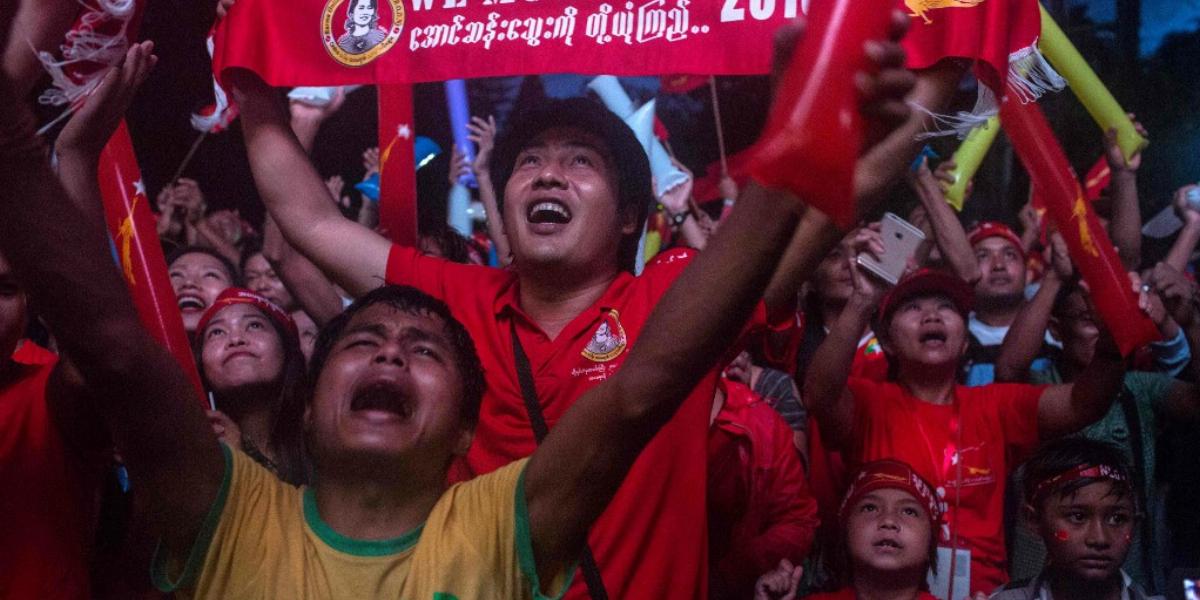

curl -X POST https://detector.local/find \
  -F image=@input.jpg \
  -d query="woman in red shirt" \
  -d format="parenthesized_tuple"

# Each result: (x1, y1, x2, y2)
(804, 249, 1141, 596)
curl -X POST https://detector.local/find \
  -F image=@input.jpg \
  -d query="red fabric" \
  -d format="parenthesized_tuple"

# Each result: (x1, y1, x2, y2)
(385, 245, 773, 600)
(900, 0, 1040, 92)
(377, 84, 418, 247)
(0, 343, 93, 600)
(751, 0, 894, 230)
(805, 337, 888, 563)
(1084, 156, 1111, 201)
(98, 123, 205, 399)
(1000, 92, 1160, 356)
(845, 378, 1045, 595)
(806, 588, 940, 600)
(213, 0, 796, 86)
(708, 379, 818, 598)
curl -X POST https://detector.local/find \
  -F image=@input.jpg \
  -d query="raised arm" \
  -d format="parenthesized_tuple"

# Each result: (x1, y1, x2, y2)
(467, 115, 513, 265)
(912, 159, 981, 284)
(1035, 277, 1142, 439)
(227, 70, 391, 297)
(802, 229, 886, 449)
(1165, 184, 1200, 273)
(1104, 118, 1146, 271)
(0, 43, 222, 554)
(994, 234, 1072, 382)
(522, 18, 916, 582)
(261, 214, 346, 326)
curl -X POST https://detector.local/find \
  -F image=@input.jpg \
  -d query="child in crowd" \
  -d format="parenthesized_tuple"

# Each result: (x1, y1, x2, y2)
(755, 459, 943, 600)
(991, 437, 1160, 600)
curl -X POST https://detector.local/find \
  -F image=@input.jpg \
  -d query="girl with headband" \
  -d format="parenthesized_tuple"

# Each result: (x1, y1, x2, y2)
(195, 288, 309, 484)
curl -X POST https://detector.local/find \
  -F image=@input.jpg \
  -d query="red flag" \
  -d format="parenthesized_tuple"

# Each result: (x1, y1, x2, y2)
(377, 84, 418, 247)
(751, 0, 895, 228)
(1000, 93, 1159, 356)
(899, 0, 1040, 92)
(212, 0, 799, 86)
(98, 124, 206, 397)
(60, 1, 206, 400)
(693, 147, 754, 203)
(1084, 156, 1111, 201)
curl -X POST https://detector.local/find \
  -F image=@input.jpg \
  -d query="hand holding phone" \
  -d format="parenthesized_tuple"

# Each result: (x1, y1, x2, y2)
(855, 212, 926, 285)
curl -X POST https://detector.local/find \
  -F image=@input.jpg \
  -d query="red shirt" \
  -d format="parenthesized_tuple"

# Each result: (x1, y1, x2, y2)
(708, 379, 818, 598)
(804, 588, 940, 600)
(387, 246, 773, 600)
(845, 378, 1045, 596)
(0, 342, 92, 600)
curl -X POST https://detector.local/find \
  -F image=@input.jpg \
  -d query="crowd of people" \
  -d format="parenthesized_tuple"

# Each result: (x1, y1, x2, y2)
(2, 3, 1199, 600)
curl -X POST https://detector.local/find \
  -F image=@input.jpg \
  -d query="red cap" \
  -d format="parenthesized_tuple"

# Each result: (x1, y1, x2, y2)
(840, 459, 944, 529)
(878, 268, 974, 324)
(196, 288, 298, 343)
(967, 221, 1026, 260)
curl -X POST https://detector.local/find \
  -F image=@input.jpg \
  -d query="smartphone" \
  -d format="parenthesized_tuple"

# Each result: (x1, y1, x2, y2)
(855, 212, 926, 285)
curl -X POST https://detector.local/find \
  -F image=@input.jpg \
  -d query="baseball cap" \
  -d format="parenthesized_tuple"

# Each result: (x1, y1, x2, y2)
(967, 221, 1026, 260)
(196, 288, 299, 342)
(877, 268, 974, 325)
(840, 459, 944, 529)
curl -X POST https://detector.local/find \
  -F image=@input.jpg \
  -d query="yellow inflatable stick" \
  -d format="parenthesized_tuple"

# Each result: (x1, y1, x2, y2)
(1037, 3, 1148, 163)
(943, 116, 1000, 211)
(644, 229, 663, 263)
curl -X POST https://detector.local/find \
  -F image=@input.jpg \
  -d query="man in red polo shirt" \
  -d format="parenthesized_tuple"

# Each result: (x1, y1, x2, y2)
(230, 16, 917, 596)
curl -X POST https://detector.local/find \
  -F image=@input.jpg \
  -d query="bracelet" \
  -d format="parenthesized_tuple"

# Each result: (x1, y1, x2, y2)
(667, 208, 692, 229)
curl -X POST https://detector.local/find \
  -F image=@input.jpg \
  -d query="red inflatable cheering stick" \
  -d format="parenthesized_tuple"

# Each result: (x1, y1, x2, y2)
(1000, 93, 1160, 356)
(750, 0, 893, 228)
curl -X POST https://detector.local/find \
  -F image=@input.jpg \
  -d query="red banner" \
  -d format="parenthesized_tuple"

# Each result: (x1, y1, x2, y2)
(1000, 94, 1159, 356)
(213, 0, 803, 85)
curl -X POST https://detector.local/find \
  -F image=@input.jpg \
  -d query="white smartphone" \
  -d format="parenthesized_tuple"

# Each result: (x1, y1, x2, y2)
(855, 212, 926, 285)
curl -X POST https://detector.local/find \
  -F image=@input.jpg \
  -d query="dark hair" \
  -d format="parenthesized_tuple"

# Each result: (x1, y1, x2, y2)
(239, 238, 265, 274)
(491, 98, 653, 274)
(830, 501, 939, 591)
(308, 285, 485, 428)
(418, 225, 474, 265)
(1022, 437, 1137, 512)
(193, 304, 311, 485)
(167, 245, 240, 286)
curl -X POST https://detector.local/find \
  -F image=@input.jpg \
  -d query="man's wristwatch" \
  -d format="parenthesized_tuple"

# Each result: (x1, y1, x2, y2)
(667, 207, 692, 229)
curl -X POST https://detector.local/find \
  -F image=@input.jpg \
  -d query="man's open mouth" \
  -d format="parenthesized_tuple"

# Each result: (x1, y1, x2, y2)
(919, 331, 947, 344)
(527, 200, 572, 225)
(350, 381, 413, 420)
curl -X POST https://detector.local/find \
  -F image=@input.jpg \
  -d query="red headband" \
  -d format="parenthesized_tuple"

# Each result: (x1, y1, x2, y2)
(1030, 463, 1131, 507)
(967, 221, 1026, 261)
(840, 460, 944, 529)
(196, 288, 298, 343)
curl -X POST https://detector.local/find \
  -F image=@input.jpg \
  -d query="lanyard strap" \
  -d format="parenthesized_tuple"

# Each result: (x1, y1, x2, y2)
(510, 321, 610, 600)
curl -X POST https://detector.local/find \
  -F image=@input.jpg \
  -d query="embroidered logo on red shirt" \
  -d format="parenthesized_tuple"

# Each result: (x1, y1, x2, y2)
(582, 309, 628, 362)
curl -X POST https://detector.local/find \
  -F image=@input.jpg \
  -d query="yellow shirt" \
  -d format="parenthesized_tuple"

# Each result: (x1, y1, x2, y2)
(153, 446, 570, 599)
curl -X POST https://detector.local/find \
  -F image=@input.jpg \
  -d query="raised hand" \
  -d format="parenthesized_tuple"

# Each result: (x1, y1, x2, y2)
(753, 558, 803, 600)
(466, 115, 497, 177)
(447, 145, 471, 187)
(324, 175, 352, 212)
(659, 158, 694, 215)
(56, 41, 157, 158)
(847, 223, 889, 305)
(1174, 184, 1200, 226)
(207, 409, 242, 450)
(1148, 262, 1199, 327)
(1047, 232, 1074, 282)
(173, 178, 208, 225)
(288, 87, 346, 124)
(362, 146, 380, 178)
(1105, 114, 1147, 172)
